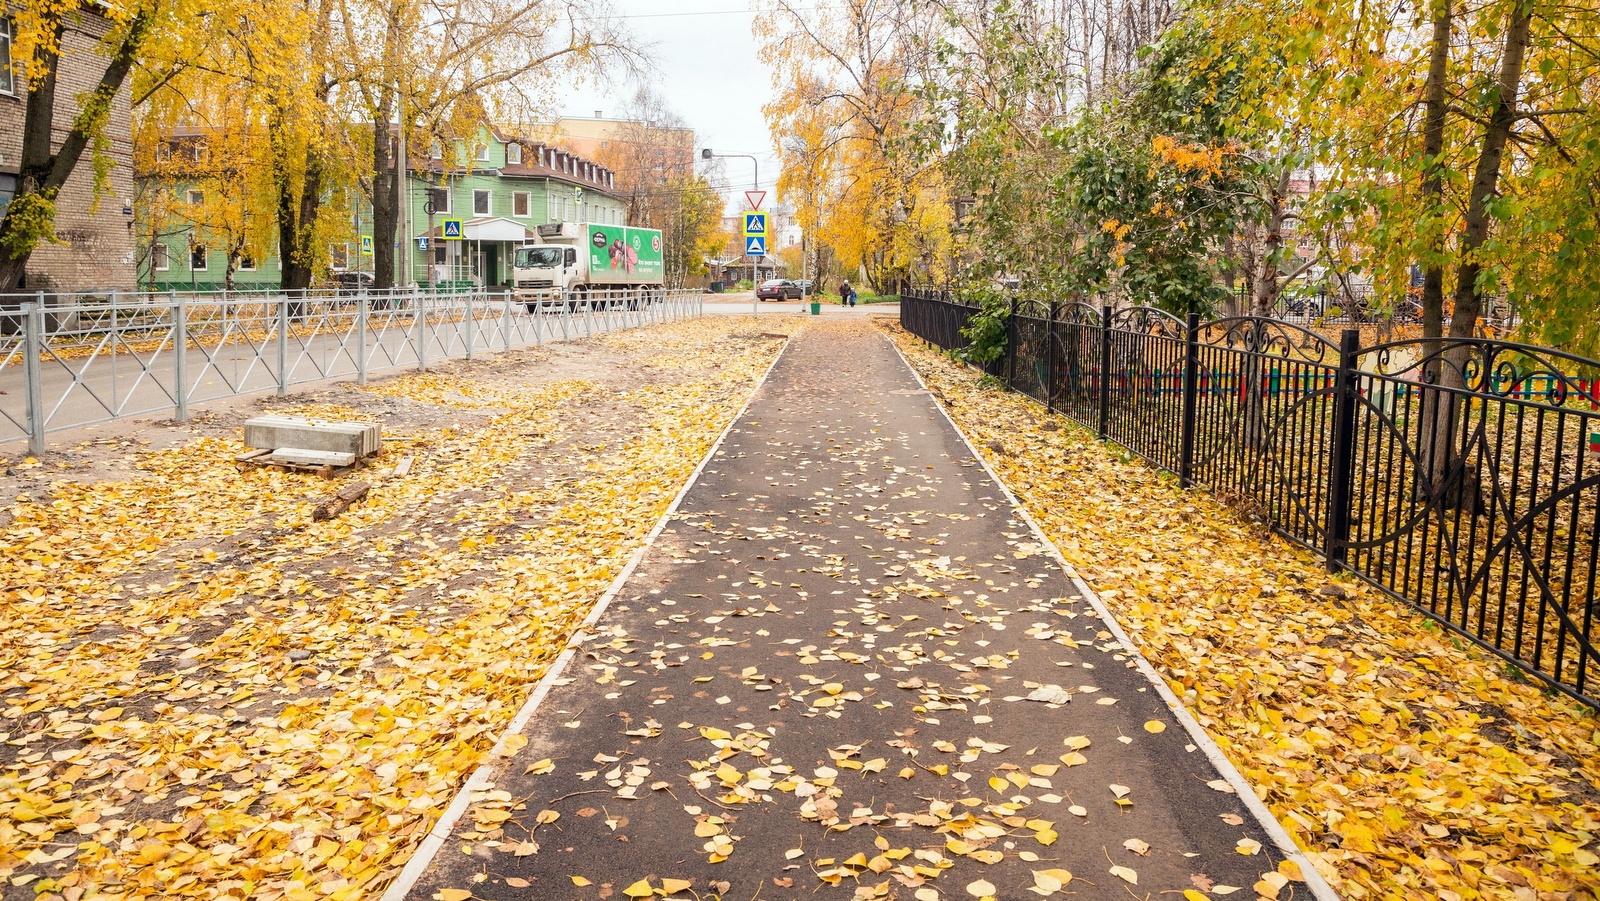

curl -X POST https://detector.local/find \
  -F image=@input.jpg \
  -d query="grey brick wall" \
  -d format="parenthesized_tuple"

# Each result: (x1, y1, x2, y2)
(0, 7, 136, 293)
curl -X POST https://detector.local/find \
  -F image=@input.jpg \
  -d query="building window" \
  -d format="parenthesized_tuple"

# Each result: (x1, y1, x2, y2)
(151, 243, 170, 271)
(190, 245, 208, 271)
(474, 143, 489, 162)
(155, 142, 171, 163)
(473, 189, 490, 216)
(0, 173, 13, 213)
(430, 142, 442, 160)
(193, 142, 208, 163)
(237, 252, 256, 271)
(0, 17, 12, 96)
(187, 189, 204, 206)
(507, 143, 521, 165)
(513, 192, 530, 217)
(330, 243, 348, 270)
(434, 245, 446, 264)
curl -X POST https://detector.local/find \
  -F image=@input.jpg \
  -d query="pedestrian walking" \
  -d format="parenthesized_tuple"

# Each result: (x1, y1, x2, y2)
(838, 280, 851, 306)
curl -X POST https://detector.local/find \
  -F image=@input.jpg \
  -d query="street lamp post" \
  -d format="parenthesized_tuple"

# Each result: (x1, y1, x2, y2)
(701, 149, 761, 313)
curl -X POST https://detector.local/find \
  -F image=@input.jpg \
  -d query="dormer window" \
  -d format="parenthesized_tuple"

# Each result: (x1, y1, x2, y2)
(193, 142, 208, 162)
(474, 143, 490, 162)
(507, 143, 521, 165)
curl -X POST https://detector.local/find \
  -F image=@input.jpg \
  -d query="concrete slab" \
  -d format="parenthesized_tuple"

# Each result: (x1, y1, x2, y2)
(389, 319, 1317, 901)
(242, 415, 380, 457)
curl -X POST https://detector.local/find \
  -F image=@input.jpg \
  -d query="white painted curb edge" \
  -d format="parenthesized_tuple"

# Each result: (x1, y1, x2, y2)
(380, 332, 794, 901)
(882, 332, 1344, 901)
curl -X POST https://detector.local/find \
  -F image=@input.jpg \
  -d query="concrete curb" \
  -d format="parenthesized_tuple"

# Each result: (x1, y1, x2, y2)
(882, 331, 1345, 901)
(378, 333, 794, 901)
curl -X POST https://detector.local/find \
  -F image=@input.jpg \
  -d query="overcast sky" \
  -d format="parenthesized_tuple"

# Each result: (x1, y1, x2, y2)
(558, 2, 781, 212)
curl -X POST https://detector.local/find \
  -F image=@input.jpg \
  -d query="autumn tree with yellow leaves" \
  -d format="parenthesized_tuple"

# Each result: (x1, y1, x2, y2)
(0, 0, 162, 293)
(130, 0, 646, 291)
(757, 0, 953, 292)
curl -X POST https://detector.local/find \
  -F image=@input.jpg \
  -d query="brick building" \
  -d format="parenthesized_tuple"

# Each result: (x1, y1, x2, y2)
(0, 5, 137, 293)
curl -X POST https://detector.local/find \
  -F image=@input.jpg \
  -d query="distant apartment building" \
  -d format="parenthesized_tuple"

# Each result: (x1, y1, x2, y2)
(530, 113, 696, 176)
(137, 129, 625, 290)
(0, 4, 136, 292)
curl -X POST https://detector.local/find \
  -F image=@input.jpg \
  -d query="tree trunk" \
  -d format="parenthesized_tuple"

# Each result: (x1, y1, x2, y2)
(1248, 169, 1291, 317)
(1449, 2, 1530, 341)
(371, 108, 398, 290)
(0, 14, 149, 293)
(1421, 0, 1531, 511)
(1415, 0, 1456, 507)
(1417, 0, 1451, 340)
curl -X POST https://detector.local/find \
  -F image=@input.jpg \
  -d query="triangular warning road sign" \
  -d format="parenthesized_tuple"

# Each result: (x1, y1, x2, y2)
(745, 190, 766, 210)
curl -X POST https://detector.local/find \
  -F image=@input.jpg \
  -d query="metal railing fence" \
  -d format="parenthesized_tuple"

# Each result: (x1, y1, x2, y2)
(0, 286, 705, 454)
(900, 291, 1600, 706)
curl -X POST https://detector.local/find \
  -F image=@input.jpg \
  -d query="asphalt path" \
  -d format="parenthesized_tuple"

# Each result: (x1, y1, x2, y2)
(393, 318, 1301, 901)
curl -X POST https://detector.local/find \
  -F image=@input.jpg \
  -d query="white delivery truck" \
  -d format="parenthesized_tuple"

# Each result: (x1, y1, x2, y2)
(512, 222, 666, 311)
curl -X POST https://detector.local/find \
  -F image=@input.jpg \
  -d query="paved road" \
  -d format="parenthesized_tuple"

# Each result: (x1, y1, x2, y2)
(393, 319, 1301, 901)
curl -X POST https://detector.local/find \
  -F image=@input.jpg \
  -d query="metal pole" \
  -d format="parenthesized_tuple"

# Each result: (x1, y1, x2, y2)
(1097, 304, 1112, 440)
(23, 303, 45, 456)
(276, 293, 289, 397)
(1324, 328, 1362, 572)
(357, 291, 369, 386)
(504, 293, 514, 351)
(464, 290, 475, 360)
(1005, 299, 1017, 389)
(1046, 301, 1058, 413)
(1178, 312, 1200, 487)
(418, 286, 429, 371)
(173, 291, 189, 422)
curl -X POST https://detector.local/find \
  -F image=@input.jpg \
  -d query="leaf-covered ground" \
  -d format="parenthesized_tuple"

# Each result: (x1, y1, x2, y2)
(0, 317, 784, 901)
(884, 323, 1600, 901)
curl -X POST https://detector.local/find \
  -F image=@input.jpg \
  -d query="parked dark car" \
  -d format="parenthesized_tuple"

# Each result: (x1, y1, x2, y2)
(756, 279, 802, 301)
(332, 271, 375, 296)
(792, 279, 815, 296)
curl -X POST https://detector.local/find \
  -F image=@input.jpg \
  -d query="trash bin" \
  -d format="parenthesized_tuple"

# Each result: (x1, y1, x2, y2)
(709, 281, 724, 294)
(809, 300, 821, 315)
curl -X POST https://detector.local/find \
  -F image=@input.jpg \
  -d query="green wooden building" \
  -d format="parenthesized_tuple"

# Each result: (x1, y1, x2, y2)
(138, 129, 626, 292)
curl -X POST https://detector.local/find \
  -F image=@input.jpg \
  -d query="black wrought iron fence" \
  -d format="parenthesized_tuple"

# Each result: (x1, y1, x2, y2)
(901, 291, 1600, 706)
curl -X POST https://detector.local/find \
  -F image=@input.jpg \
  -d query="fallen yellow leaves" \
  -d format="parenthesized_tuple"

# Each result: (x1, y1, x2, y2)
(0, 319, 784, 899)
(887, 323, 1600, 901)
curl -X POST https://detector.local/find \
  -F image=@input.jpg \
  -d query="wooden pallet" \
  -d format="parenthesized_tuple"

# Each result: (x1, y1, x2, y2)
(234, 448, 362, 479)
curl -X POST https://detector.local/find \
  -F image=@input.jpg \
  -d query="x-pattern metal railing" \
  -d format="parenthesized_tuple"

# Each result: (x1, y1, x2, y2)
(0, 287, 705, 453)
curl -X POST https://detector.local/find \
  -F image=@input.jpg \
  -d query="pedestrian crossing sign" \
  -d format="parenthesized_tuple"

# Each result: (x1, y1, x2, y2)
(745, 235, 767, 257)
(360, 236, 373, 255)
(743, 213, 767, 236)
(441, 219, 463, 240)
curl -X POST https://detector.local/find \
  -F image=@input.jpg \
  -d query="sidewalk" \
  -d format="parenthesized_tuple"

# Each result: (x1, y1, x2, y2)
(390, 319, 1316, 901)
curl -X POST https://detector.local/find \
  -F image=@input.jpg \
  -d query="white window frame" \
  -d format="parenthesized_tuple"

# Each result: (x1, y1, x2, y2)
(473, 189, 491, 216)
(512, 191, 530, 218)
(193, 141, 208, 163)
(190, 244, 208, 272)
(432, 186, 452, 215)
(330, 243, 349, 270)
(152, 243, 170, 271)
(474, 143, 490, 162)
(507, 143, 522, 165)
(237, 252, 256, 271)
(0, 17, 13, 97)
(187, 189, 204, 205)
(430, 142, 442, 160)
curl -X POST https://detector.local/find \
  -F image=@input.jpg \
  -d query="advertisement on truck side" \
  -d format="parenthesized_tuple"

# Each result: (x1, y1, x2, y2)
(587, 225, 664, 285)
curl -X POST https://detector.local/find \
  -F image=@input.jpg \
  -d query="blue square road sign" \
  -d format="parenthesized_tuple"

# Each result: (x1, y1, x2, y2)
(745, 235, 767, 256)
(743, 213, 767, 236)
